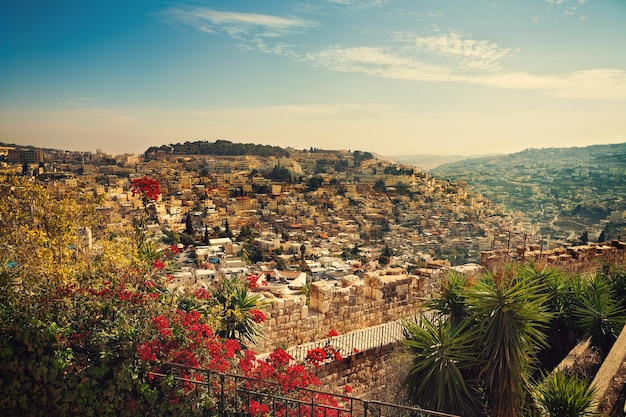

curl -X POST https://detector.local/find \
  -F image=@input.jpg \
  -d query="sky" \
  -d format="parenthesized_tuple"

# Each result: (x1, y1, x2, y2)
(1, 0, 625, 157)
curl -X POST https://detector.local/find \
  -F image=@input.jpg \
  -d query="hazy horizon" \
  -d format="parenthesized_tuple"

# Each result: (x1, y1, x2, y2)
(2, 1, 625, 156)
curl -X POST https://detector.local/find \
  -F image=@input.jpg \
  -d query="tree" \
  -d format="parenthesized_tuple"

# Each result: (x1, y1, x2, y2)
(425, 272, 472, 327)
(379, 244, 392, 266)
(598, 230, 606, 243)
(306, 176, 324, 191)
(300, 244, 306, 262)
(205, 275, 265, 347)
(203, 225, 209, 245)
(579, 230, 589, 244)
(224, 219, 233, 238)
(465, 269, 551, 417)
(402, 317, 483, 416)
(403, 265, 552, 417)
(185, 212, 194, 236)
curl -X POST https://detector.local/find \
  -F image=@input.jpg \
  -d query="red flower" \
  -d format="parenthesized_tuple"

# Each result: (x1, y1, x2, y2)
(130, 177, 161, 202)
(353, 348, 359, 354)
(194, 287, 210, 299)
(247, 273, 260, 289)
(152, 315, 172, 337)
(249, 400, 270, 416)
(268, 347, 293, 369)
(305, 347, 327, 368)
(327, 329, 339, 338)
(137, 342, 157, 361)
(152, 259, 165, 270)
(250, 309, 266, 323)
(344, 384, 353, 394)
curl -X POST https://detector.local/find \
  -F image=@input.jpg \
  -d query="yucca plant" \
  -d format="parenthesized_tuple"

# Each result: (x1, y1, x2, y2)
(425, 272, 472, 327)
(574, 279, 625, 357)
(466, 271, 552, 417)
(539, 268, 585, 369)
(401, 315, 483, 417)
(535, 371, 597, 417)
(212, 275, 265, 346)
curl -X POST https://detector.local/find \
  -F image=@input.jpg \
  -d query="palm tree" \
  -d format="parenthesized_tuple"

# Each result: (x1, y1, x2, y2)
(401, 316, 483, 416)
(465, 270, 552, 417)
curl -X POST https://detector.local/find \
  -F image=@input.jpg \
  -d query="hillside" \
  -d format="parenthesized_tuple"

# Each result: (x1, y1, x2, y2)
(388, 154, 489, 171)
(431, 143, 626, 245)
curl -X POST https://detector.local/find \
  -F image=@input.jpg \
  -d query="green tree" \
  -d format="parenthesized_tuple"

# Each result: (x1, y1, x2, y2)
(425, 272, 472, 327)
(185, 212, 194, 236)
(210, 275, 264, 346)
(402, 317, 483, 416)
(465, 269, 551, 417)
(299, 244, 307, 262)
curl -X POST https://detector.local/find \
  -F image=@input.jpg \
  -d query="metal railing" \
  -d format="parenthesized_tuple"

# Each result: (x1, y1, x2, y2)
(150, 362, 459, 417)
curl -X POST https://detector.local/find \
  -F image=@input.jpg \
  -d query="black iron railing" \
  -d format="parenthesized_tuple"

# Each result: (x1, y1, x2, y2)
(150, 362, 459, 417)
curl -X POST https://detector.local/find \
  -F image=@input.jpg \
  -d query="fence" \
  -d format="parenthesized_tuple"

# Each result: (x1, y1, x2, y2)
(286, 320, 406, 363)
(151, 362, 459, 417)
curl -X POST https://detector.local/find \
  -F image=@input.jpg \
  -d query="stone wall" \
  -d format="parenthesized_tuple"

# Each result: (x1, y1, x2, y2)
(313, 343, 410, 400)
(480, 240, 626, 277)
(255, 268, 435, 353)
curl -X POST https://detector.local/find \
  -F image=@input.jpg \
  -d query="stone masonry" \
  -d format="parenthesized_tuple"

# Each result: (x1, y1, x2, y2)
(481, 240, 626, 277)
(255, 268, 435, 354)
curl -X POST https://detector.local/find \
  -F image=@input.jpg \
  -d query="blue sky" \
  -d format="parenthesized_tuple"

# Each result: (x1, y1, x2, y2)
(1, 0, 625, 156)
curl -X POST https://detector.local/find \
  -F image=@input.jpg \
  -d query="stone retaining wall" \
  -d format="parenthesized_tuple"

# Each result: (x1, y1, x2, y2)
(313, 343, 410, 400)
(255, 268, 435, 353)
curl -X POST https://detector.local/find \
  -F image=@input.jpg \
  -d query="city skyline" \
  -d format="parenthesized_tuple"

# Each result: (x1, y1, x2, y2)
(1, 0, 625, 156)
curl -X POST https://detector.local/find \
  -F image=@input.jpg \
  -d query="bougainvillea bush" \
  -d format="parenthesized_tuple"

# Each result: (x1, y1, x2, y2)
(0, 177, 350, 416)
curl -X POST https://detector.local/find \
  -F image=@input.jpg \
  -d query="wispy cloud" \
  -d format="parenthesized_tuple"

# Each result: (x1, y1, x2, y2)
(163, 6, 624, 100)
(307, 46, 454, 81)
(325, 0, 390, 8)
(307, 43, 626, 99)
(406, 31, 513, 72)
(163, 7, 317, 39)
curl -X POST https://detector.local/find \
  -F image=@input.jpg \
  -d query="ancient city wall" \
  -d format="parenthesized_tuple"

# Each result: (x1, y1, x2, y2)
(481, 240, 626, 277)
(255, 268, 434, 353)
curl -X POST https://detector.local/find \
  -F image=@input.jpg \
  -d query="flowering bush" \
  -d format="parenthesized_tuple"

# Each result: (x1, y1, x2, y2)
(130, 176, 161, 202)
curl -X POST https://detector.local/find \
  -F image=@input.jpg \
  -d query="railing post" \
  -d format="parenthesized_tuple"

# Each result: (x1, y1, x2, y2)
(363, 400, 369, 417)
(220, 373, 225, 414)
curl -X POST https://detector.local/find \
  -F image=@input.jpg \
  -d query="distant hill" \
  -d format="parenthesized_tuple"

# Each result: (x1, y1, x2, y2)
(431, 143, 626, 244)
(388, 153, 498, 170)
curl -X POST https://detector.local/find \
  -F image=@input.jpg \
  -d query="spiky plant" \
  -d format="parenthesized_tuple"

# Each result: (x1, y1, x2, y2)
(401, 315, 483, 417)
(574, 274, 625, 357)
(425, 272, 473, 327)
(466, 271, 552, 417)
(535, 371, 597, 417)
